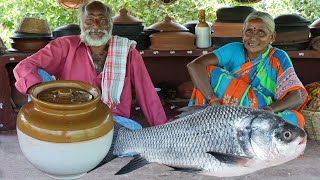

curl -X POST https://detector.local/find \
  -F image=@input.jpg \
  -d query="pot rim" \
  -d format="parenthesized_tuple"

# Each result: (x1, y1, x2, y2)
(29, 80, 101, 110)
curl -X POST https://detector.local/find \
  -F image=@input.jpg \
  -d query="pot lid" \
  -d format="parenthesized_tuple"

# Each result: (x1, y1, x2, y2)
(275, 14, 310, 26)
(37, 87, 94, 104)
(310, 18, 320, 29)
(53, 24, 81, 32)
(112, 8, 143, 24)
(147, 16, 189, 32)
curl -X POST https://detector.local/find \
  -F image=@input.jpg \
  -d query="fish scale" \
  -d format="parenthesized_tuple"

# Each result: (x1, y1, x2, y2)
(114, 106, 254, 166)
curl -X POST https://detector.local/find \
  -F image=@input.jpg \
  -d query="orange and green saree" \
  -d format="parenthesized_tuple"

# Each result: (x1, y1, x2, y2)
(189, 42, 308, 128)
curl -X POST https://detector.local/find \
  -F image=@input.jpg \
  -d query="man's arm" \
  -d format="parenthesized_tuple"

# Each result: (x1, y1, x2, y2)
(128, 48, 167, 126)
(13, 39, 65, 94)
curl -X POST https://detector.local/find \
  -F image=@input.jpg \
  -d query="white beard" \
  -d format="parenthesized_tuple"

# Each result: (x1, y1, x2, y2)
(80, 29, 112, 46)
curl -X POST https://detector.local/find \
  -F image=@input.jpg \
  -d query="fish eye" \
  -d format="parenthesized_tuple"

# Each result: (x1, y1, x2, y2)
(283, 131, 292, 140)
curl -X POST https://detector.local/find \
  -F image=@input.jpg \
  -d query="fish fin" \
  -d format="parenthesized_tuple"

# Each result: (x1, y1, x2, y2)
(165, 164, 203, 173)
(89, 121, 124, 172)
(207, 151, 252, 166)
(115, 154, 150, 175)
(175, 105, 209, 119)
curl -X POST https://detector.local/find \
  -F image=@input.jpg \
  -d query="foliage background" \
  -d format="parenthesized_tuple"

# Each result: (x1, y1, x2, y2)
(0, 0, 319, 47)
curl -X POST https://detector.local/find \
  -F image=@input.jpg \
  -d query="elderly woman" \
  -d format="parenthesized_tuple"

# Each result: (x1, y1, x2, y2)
(187, 11, 308, 127)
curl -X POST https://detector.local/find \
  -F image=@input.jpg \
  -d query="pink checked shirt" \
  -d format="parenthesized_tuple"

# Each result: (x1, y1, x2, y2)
(13, 36, 167, 126)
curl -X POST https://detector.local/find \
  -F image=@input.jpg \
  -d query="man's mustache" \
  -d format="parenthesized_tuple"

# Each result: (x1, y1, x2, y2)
(85, 29, 109, 34)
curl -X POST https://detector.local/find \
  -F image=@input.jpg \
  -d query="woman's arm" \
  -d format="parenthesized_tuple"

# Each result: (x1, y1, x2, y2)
(187, 53, 220, 104)
(263, 89, 304, 113)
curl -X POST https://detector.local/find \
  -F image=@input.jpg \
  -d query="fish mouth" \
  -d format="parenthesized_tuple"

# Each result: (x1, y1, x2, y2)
(299, 136, 307, 145)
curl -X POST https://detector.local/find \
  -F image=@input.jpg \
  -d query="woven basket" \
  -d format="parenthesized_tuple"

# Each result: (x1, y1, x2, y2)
(302, 108, 320, 141)
(16, 17, 51, 35)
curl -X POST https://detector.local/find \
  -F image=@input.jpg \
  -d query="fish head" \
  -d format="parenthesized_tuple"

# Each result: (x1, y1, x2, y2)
(247, 110, 306, 165)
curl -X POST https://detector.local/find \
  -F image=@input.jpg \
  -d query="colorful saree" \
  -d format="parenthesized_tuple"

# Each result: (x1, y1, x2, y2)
(189, 43, 308, 128)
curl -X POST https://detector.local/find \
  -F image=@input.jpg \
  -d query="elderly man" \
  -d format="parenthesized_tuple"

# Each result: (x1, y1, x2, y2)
(13, 1, 167, 126)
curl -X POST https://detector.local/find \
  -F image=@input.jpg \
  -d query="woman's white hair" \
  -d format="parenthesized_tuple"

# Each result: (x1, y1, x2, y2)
(244, 11, 275, 34)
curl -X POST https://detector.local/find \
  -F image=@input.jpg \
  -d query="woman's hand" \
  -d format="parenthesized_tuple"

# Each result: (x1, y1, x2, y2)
(209, 100, 221, 106)
(264, 89, 304, 113)
(208, 96, 220, 106)
(262, 106, 273, 112)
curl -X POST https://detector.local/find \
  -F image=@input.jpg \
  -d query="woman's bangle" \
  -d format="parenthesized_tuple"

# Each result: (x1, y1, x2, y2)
(209, 97, 219, 104)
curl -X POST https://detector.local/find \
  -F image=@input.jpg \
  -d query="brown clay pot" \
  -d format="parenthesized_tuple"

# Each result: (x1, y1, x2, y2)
(11, 39, 51, 53)
(216, 6, 256, 23)
(149, 31, 196, 50)
(112, 8, 144, 36)
(176, 81, 194, 99)
(310, 18, 320, 29)
(57, 0, 86, 9)
(147, 16, 189, 32)
(310, 18, 320, 37)
(112, 8, 143, 25)
(212, 22, 244, 37)
(17, 80, 113, 143)
(52, 24, 81, 39)
(274, 30, 310, 45)
(275, 14, 310, 27)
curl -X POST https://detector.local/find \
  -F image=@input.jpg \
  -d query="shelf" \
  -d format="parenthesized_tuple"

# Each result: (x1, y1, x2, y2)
(286, 50, 320, 59)
(139, 48, 213, 57)
(1, 49, 320, 59)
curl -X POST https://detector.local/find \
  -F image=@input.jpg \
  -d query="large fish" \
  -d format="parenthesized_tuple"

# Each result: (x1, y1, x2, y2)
(97, 105, 307, 177)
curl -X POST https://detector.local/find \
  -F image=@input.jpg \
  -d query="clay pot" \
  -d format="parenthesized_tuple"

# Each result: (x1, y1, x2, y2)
(216, 6, 256, 23)
(310, 18, 320, 29)
(310, 18, 320, 37)
(273, 30, 310, 45)
(17, 80, 114, 179)
(149, 32, 196, 50)
(212, 22, 244, 37)
(11, 39, 51, 53)
(112, 8, 144, 36)
(11, 32, 52, 39)
(176, 81, 194, 99)
(147, 16, 189, 32)
(52, 24, 81, 39)
(113, 8, 143, 25)
(275, 14, 310, 27)
(11, 39, 50, 52)
(57, 0, 86, 9)
(147, 17, 195, 50)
